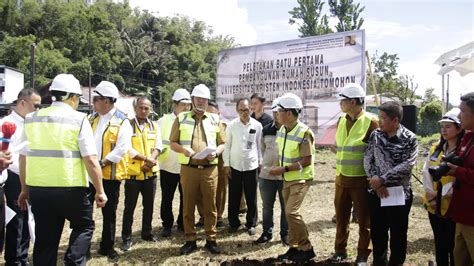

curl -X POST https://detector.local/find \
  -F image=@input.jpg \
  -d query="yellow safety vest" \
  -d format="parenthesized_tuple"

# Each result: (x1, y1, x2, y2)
(335, 112, 373, 176)
(127, 119, 159, 180)
(177, 111, 219, 165)
(90, 110, 128, 181)
(159, 113, 174, 163)
(276, 122, 315, 182)
(24, 105, 88, 187)
(423, 143, 455, 216)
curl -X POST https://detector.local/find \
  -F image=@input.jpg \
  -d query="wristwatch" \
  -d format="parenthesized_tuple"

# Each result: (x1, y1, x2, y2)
(285, 166, 290, 172)
(99, 160, 106, 168)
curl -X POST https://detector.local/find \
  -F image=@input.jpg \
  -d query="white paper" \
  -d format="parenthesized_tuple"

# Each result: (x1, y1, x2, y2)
(192, 147, 217, 160)
(380, 186, 405, 207)
(442, 182, 453, 197)
(28, 203, 35, 244)
(5, 205, 16, 225)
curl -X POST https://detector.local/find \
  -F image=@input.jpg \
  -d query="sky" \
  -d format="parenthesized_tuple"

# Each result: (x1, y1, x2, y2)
(129, 0, 474, 105)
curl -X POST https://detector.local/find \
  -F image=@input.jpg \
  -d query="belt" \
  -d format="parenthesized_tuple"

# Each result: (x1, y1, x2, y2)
(187, 164, 214, 169)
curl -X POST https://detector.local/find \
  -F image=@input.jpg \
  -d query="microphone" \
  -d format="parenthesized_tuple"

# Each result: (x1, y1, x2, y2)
(2, 121, 17, 151)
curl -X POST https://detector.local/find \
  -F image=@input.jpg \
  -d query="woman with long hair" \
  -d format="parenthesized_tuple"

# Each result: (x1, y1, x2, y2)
(423, 108, 464, 266)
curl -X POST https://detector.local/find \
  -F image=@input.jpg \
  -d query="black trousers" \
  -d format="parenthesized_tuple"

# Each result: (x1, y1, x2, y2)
(368, 191, 413, 266)
(4, 171, 30, 266)
(95, 180, 120, 251)
(159, 170, 183, 230)
(29, 187, 94, 266)
(429, 212, 456, 266)
(228, 168, 258, 229)
(122, 177, 157, 240)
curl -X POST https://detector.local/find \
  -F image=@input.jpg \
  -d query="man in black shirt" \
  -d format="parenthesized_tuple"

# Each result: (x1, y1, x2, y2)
(250, 93, 273, 128)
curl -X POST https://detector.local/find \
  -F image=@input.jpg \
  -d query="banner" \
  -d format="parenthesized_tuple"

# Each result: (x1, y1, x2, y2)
(216, 30, 366, 145)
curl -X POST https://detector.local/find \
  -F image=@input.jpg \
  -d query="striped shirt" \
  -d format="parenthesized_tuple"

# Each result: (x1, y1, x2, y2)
(363, 125, 418, 198)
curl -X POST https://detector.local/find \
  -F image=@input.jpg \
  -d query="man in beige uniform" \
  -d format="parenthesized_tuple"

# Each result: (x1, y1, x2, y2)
(170, 84, 226, 255)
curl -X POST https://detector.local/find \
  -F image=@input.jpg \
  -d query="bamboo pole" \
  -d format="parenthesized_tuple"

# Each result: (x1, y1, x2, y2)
(365, 51, 380, 106)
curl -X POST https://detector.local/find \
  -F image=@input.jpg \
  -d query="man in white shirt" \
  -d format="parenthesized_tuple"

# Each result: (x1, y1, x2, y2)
(1, 88, 41, 265)
(0, 151, 13, 254)
(89, 81, 132, 259)
(224, 98, 262, 235)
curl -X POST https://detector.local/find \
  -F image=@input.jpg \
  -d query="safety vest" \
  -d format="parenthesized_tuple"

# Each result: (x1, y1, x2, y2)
(126, 119, 159, 180)
(90, 110, 128, 181)
(276, 122, 315, 182)
(177, 111, 219, 165)
(335, 112, 373, 176)
(423, 143, 455, 216)
(159, 113, 175, 163)
(24, 105, 88, 187)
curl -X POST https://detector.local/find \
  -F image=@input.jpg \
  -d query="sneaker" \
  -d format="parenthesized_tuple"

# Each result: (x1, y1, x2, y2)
(254, 234, 272, 245)
(329, 252, 348, 263)
(120, 240, 132, 251)
(98, 248, 119, 260)
(247, 227, 256, 236)
(216, 220, 225, 228)
(160, 227, 172, 237)
(281, 235, 289, 246)
(277, 247, 298, 261)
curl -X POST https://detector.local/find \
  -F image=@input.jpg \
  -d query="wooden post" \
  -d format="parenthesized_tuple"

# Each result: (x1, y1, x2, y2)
(365, 51, 380, 106)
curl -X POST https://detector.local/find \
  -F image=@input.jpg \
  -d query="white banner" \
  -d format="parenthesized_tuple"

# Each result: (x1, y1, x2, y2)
(216, 30, 366, 145)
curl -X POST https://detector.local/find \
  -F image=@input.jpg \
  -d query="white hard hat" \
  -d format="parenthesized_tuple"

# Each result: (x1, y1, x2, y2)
(93, 81, 119, 99)
(338, 83, 366, 99)
(191, 84, 211, 99)
(277, 93, 303, 109)
(271, 97, 280, 111)
(439, 108, 461, 124)
(49, 74, 82, 95)
(172, 88, 191, 103)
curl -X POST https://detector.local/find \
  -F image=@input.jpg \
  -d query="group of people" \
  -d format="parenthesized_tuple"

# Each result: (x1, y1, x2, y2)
(0, 72, 472, 265)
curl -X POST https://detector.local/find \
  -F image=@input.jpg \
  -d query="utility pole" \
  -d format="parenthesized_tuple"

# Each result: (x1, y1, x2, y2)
(88, 65, 92, 113)
(446, 74, 450, 111)
(441, 74, 445, 114)
(30, 43, 36, 89)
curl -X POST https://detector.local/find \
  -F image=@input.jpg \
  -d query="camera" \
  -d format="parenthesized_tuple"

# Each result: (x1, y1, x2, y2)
(428, 152, 464, 181)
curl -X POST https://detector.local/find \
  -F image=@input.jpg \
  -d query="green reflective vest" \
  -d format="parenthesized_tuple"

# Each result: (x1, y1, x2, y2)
(24, 105, 88, 187)
(177, 111, 219, 165)
(276, 122, 315, 182)
(335, 112, 373, 177)
(159, 113, 174, 163)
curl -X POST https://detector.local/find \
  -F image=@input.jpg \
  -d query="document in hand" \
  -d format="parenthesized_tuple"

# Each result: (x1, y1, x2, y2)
(380, 186, 405, 207)
(192, 147, 217, 160)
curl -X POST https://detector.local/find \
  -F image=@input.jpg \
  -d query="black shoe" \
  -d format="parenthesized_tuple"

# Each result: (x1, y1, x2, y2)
(161, 227, 172, 237)
(278, 247, 298, 261)
(177, 225, 184, 232)
(98, 248, 119, 260)
(355, 256, 368, 263)
(120, 240, 132, 251)
(228, 226, 239, 233)
(195, 220, 204, 228)
(216, 220, 225, 228)
(291, 248, 316, 262)
(254, 234, 272, 245)
(142, 234, 158, 242)
(180, 241, 197, 255)
(247, 227, 256, 236)
(328, 252, 348, 263)
(332, 214, 337, 223)
(281, 235, 289, 246)
(205, 240, 221, 254)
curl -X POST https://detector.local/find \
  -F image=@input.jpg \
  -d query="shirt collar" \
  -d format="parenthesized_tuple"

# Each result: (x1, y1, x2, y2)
(10, 110, 24, 122)
(100, 107, 117, 120)
(344, 110, 365, 122)
(51, 101, 74, 110)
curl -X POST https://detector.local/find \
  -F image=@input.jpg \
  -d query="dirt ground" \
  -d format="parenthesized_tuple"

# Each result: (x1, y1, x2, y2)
(9, 149, 436, 265)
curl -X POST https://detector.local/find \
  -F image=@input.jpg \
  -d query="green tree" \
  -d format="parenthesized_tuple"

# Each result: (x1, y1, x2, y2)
(289, 0, 332, 37)
(328, 0, 365, 32)
(418, 100, 443, 136)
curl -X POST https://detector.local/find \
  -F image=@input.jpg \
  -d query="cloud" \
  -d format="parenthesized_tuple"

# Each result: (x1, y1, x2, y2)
(364, 18, 439, 41)
(128, 0, 257, 45)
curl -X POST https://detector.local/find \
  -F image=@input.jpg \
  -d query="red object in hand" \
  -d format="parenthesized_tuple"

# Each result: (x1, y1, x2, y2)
(2, 121, 17, 151)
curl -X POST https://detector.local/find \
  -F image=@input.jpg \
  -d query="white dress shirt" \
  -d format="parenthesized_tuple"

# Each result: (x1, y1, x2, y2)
(93, 107, 132, 163)
(223, 117, 262, 171)
(1, 110, 25, 175)
(19, 101, 98, 157)
(129, 117, 163, 158)
(157, 112, 180, 174)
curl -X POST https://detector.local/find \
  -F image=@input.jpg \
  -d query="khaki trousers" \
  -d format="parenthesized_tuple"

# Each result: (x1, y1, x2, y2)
(334, 183, 371, 257)
(454, 223, 474, 265)
(283, 180, 312, 251)
(197, 170, 227, 221)
(180, 165, 218, 241)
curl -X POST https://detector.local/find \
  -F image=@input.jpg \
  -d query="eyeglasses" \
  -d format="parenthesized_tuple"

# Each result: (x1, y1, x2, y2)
(33, 104, 42, 110)
(237, 108, 250, 114)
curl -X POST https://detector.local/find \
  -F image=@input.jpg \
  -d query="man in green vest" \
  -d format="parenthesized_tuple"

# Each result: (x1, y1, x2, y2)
(17, 73, 107, 265)
(330, 83, 378, 264)
(269, 93, 316, 263)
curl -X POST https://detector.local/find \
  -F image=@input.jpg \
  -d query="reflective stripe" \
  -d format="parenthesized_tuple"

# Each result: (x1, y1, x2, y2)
(181, 120, 194, 126)
(26, 113, 83, 127)
(281, 156, 301, 163)
(336, 159, 364, 165)
(276, 131, 304, 142)
(28, 149, 81, 158)
(162, 140, 170, 145)
(180, 140, 192, 145)
(336, 146, 367, 152)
